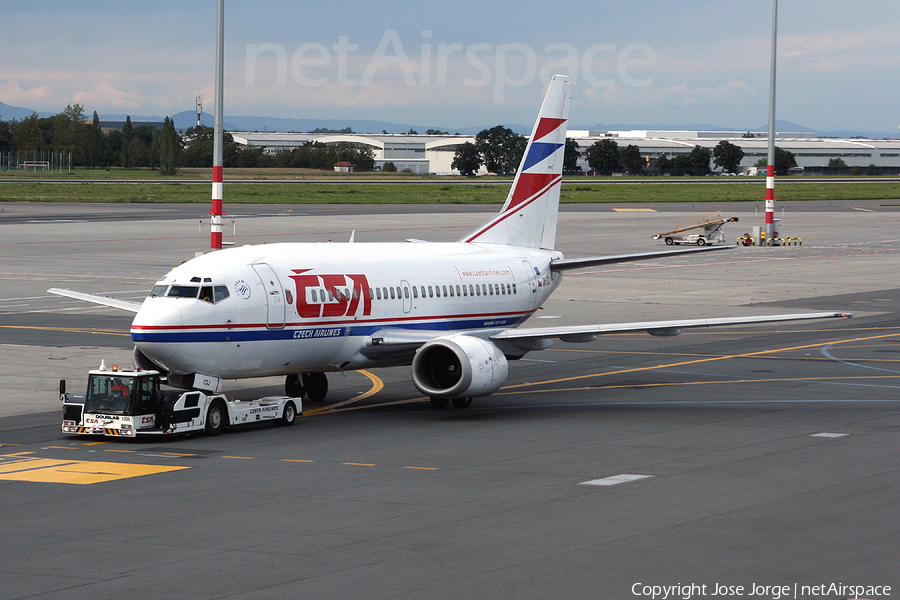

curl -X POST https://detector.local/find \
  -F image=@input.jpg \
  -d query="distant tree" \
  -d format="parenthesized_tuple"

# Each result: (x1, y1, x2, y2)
(585, 138, 620, 175)
(620, 144, 644, 175)
(330, 142, 375, 171)
(688, 145, 712, 176)
(0, 118, 11, 153)
(381, 161, 397, 172)
(311, 127, 353, 134)
(506, 135, 528, 173)
(127, 137, 148, 168)
(12, 113, 44, 153)
(158, 117, 180, 175)
(866, 164, 882, 176)
(181, 125, 215, 167)
(671, 154, 693, 175)
(425, 129, 449, 135)
(407, 128, 418, 135)
(475, 125, 525, 174)
(713, 140, 744, 173)
(563, 138, 581, 173)
(104, 128, 123, 167)
(827, 158, 848, 168)
(774, 147, 797, 175)
(655, 154, 671, 175)
(83, 111, 104, 169)
(451, 141, 482, 176)
(121, 116, 133, 168)
(62, 103, 86, 123)
(754, 147, 797, 174)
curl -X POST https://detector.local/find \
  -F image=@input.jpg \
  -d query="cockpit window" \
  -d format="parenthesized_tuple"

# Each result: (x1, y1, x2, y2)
(167, 285, 200, 298)
(197, 285, 231, 304)
(157, 284, 229, 303)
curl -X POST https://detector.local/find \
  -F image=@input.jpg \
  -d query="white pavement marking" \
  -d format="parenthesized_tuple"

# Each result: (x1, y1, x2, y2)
(580, 474, 653, 486)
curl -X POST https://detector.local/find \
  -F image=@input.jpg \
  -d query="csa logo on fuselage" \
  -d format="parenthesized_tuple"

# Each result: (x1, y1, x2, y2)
(234, 279, 251, 299)
(290, 270, 372, 318)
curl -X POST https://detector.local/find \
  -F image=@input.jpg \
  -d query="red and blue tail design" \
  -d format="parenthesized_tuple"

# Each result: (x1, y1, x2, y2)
(462, 75, 572, 249)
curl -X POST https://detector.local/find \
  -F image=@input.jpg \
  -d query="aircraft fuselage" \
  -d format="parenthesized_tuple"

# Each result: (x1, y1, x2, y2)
(132, 241, 564, 379)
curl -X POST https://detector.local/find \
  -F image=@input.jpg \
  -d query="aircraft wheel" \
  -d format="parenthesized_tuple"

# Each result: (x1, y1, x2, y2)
(451, 398, 472, 409)
(697, 237, 707, 246)
(665, 237, 674, 245)
(205, 400, 226, 436)
(280, 401, 297, 426)
(302, 372, 328, 402)
(430, 397, 449, 409)
(285, 374, 304, 398)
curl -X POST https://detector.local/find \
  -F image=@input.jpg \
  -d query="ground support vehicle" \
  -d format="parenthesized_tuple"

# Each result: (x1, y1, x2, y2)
(653, 212, 738, 246)
(60, 365, 301, 438)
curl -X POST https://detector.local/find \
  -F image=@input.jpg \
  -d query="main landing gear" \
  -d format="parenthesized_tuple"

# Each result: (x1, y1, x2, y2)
(430, 397, 472, 409)
(285, 372, 329, 402)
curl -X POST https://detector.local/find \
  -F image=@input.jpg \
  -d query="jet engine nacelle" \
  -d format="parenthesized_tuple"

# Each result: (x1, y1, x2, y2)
(411, 335, 509, 399)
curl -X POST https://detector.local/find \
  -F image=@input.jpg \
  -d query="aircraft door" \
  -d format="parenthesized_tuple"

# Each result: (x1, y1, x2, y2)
(400, 280, 413, 314)
(521, 260, 539, 310)
(251, 263, 286, 329)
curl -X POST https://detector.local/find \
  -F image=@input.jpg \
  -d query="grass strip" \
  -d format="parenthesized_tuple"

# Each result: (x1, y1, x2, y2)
(1, 181, 899, 204)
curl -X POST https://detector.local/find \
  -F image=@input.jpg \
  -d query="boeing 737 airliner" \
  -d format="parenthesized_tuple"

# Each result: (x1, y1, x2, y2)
(51, 76, 850, 408)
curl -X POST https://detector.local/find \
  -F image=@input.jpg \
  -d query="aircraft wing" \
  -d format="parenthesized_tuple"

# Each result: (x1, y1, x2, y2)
(550, 245, 733, 272)
(363, 311, 852, 356)
(490, 312, 853, 346)
(48, 288, 143, 313)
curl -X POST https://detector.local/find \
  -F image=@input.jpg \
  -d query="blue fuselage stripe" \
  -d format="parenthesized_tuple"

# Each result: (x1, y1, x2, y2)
(132, 315, 529, 344)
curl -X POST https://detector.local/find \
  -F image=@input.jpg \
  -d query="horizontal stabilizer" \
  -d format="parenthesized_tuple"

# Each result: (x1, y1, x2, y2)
(550, 245, 734, 272)
(48, 288, 143, 313)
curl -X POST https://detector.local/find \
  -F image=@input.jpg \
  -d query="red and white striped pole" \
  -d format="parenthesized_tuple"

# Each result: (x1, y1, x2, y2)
(210, 0, 224, 250)
(764, 0, 778, 245)
(764, 163, 775, 241)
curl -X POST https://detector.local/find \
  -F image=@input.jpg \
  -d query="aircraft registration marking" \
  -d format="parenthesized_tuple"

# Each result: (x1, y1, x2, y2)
(0, 454, 190, 485)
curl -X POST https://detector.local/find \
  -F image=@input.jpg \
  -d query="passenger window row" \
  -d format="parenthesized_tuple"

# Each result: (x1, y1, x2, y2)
(308, 282, 517, 304)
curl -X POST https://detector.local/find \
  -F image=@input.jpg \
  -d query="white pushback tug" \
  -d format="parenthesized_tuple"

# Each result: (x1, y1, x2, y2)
(60, 361, 300, 437)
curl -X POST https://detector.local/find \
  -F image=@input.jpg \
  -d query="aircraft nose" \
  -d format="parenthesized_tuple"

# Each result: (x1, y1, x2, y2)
(131, 300, 183, 364)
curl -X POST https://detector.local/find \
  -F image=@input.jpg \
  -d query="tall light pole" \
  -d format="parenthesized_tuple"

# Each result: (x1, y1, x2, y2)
(764, 0, 778, 244)
(210, 0, 224, 250)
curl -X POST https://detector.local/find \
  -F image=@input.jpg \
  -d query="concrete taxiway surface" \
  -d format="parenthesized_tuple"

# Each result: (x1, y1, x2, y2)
(0, 201, 898, 599)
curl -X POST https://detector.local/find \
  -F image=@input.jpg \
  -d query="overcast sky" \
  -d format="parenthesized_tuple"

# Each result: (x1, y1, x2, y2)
(3, 0, 898, 133)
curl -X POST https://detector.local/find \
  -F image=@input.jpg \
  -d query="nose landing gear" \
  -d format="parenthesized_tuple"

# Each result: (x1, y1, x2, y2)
(285, 372, 329, 402)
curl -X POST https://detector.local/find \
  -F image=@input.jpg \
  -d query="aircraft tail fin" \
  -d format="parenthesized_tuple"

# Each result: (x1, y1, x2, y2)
(461, 74, 572, 249)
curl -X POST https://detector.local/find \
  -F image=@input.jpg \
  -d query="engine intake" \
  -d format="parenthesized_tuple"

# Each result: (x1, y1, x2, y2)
(412, 335, 508, 399)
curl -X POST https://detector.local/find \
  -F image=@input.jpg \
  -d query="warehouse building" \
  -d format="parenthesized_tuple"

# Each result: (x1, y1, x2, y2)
(231, 130, 900, 175)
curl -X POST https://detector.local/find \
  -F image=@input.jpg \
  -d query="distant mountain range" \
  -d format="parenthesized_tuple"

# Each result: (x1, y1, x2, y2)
(1, 101, 893, 139)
